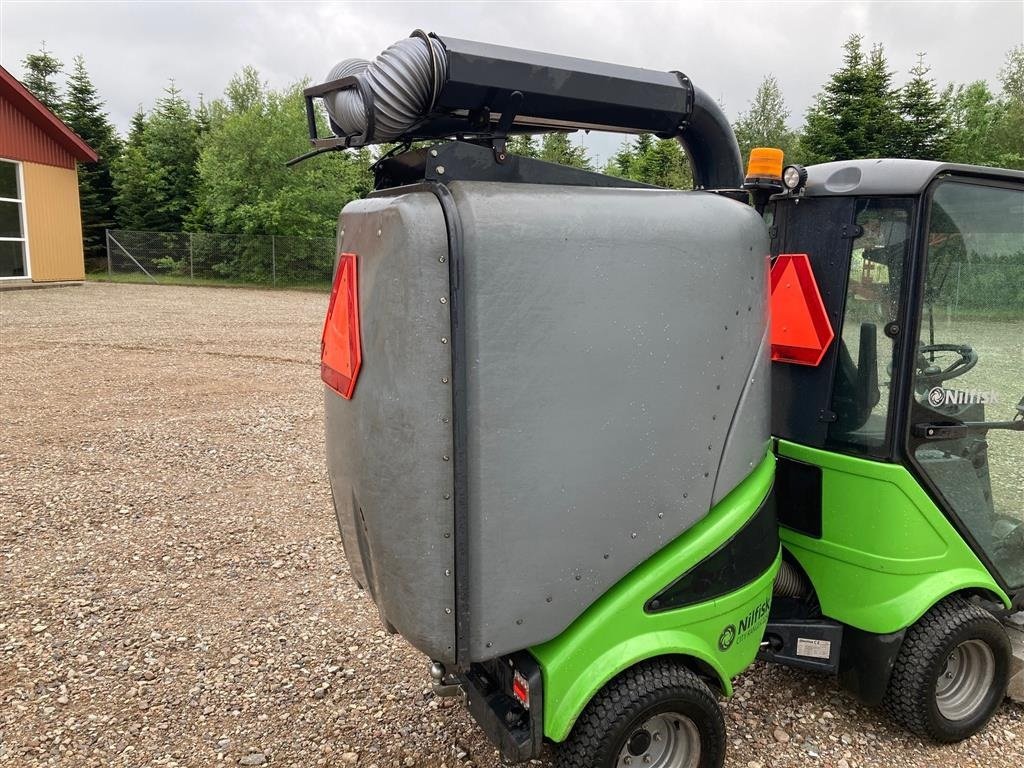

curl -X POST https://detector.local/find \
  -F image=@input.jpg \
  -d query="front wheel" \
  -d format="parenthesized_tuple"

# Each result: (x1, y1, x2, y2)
(883, 595, 1011, 742)
(557, 658, 725, 768)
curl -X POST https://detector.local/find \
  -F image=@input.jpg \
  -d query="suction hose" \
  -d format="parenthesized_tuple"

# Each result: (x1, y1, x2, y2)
(773, 560, 810, 599)
(677, 86, 744, 190)
(324, 32, 448, 142)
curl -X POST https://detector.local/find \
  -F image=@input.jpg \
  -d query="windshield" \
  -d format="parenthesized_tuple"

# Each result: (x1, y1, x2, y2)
(909, 180, 1024, 588)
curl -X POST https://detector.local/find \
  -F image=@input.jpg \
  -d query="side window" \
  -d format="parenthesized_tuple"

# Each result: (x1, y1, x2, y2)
(827, 198, 913, 454)
(909, 181, 1024, 589)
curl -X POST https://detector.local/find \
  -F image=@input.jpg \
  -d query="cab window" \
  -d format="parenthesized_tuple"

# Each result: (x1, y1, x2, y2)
(827, 198, 913, 455)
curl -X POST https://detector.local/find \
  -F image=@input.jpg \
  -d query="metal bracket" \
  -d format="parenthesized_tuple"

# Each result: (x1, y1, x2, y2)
(492, 91, 524, 163)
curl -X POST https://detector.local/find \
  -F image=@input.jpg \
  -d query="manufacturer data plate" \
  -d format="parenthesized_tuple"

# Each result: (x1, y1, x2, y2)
(796, 637, 832, 660)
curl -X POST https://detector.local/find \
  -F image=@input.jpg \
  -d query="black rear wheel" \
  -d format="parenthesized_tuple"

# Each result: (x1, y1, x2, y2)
(557, 658, 725, 768)
(883, 595, 1011, 742)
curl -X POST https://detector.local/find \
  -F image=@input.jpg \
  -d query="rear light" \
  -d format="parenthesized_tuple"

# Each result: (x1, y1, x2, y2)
(512, 670, 530, 709)
(321, 252, 362, 399)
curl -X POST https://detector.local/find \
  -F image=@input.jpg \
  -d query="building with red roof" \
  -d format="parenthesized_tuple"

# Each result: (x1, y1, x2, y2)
(1, 64, 98, 284)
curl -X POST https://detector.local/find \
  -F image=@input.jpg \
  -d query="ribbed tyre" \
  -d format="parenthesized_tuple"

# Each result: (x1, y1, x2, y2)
(557, 659, 725, 768)
(883, 595, 1011, 743)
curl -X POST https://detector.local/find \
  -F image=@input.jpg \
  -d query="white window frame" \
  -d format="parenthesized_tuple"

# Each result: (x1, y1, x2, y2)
(0, 158, 31, 280)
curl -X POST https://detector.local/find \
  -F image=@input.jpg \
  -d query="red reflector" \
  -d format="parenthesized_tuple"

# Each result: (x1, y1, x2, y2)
(512, 671, 530, 708)
(321, 252, 362, 399)
(770, 254, 834, 367)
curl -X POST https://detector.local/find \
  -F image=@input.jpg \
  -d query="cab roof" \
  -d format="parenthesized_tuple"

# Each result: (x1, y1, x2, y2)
(800, 158, 1024, 198)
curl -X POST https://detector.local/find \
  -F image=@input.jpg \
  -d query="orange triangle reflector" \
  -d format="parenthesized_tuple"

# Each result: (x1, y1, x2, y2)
(770, 254, 834, 366)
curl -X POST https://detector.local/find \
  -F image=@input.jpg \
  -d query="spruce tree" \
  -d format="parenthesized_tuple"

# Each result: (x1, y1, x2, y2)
(899, 53, 949, 159)
(63, 55, 122, 262)
(20, 43, 64, 115)
(862, 43, 903, 156)
(802, 36, 903, 162)
(113, 83, 201, 231)
(507, 135, 540, 158)
(539, 132, 593, 170)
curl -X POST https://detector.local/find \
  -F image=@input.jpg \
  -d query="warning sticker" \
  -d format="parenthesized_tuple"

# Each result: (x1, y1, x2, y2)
(796, 638, 832, 660)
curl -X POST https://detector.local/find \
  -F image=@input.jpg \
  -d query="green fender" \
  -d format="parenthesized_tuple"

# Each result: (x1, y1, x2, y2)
(776, 441, 1010, 633)
(531, 456, 779, 743)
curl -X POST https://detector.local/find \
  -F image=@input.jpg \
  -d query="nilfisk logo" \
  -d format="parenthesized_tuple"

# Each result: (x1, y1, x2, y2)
(719, 598, 770, 652)
(718, 624, 736, 652)
(928, 387, 999, 408)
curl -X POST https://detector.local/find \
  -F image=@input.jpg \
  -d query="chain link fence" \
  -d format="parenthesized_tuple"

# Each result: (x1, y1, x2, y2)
(102, 230, 336, 289)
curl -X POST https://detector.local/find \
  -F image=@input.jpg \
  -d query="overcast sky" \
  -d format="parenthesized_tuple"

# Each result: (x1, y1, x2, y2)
(1, 0, 1022, 163)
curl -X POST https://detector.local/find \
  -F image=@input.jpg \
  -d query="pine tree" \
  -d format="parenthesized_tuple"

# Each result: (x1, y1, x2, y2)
(733, 75, 798, 162)
(899, 53, 949, 159)
(113, 82, 201, 231)
(801, 36, 903, 162)
(862, 43, 903, 156)
(539, 132, 593, 170)
(605, 137, 638, 177)
(507, 134, 539, 158)
(20, 43, 64, 115)
(63, 55, 122, 262)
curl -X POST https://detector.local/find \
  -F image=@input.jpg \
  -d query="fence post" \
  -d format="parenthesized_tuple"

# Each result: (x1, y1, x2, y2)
(272, 235, 277, 288)
(105, 229, 112, 279)
(189, 233, 194, 282)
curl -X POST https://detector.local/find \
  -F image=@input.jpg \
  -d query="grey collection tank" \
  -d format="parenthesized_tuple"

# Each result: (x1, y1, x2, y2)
(325, 181, 770, 664)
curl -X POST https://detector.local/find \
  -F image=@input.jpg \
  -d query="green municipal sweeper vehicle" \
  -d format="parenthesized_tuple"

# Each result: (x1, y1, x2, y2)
(304, 31, 1023, 768)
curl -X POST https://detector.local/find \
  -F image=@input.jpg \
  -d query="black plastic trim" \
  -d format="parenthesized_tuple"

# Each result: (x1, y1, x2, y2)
(837, 625, 907, 705)
(645, 484, 778, 613)
(775, 456, 823, 538)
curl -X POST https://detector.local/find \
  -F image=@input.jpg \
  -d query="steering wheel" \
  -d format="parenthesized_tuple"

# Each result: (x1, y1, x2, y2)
(916, 343, 978, 387)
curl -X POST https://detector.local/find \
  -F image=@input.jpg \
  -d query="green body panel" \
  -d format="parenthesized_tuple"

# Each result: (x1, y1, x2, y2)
(531, 456, 778, 743)
(776, 440, 1010, 633)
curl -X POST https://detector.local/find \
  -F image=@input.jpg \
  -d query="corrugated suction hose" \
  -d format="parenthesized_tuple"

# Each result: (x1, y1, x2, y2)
(324, 31, 448, 142)
(773, 560, 810, 598)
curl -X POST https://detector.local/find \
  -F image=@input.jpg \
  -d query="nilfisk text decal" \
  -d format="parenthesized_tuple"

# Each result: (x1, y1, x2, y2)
(719, 598, 770, 652)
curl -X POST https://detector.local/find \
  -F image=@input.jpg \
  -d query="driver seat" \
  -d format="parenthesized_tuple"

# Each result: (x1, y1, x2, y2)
(832, 322, 881, 433)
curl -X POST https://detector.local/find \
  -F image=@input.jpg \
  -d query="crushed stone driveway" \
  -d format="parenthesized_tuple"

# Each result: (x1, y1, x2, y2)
(1, 282, 1021, 767)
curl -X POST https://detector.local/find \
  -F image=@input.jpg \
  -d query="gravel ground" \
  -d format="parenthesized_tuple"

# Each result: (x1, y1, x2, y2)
(1, 282, 1021, 768)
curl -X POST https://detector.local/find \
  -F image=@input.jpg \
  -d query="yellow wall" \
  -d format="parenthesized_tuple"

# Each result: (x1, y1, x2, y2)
(22, 161, 85, 281)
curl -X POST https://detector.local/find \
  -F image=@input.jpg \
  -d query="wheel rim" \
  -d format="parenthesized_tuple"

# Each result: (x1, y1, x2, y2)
(934, 639, 996, 721)
(617, 713, 701, 768)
